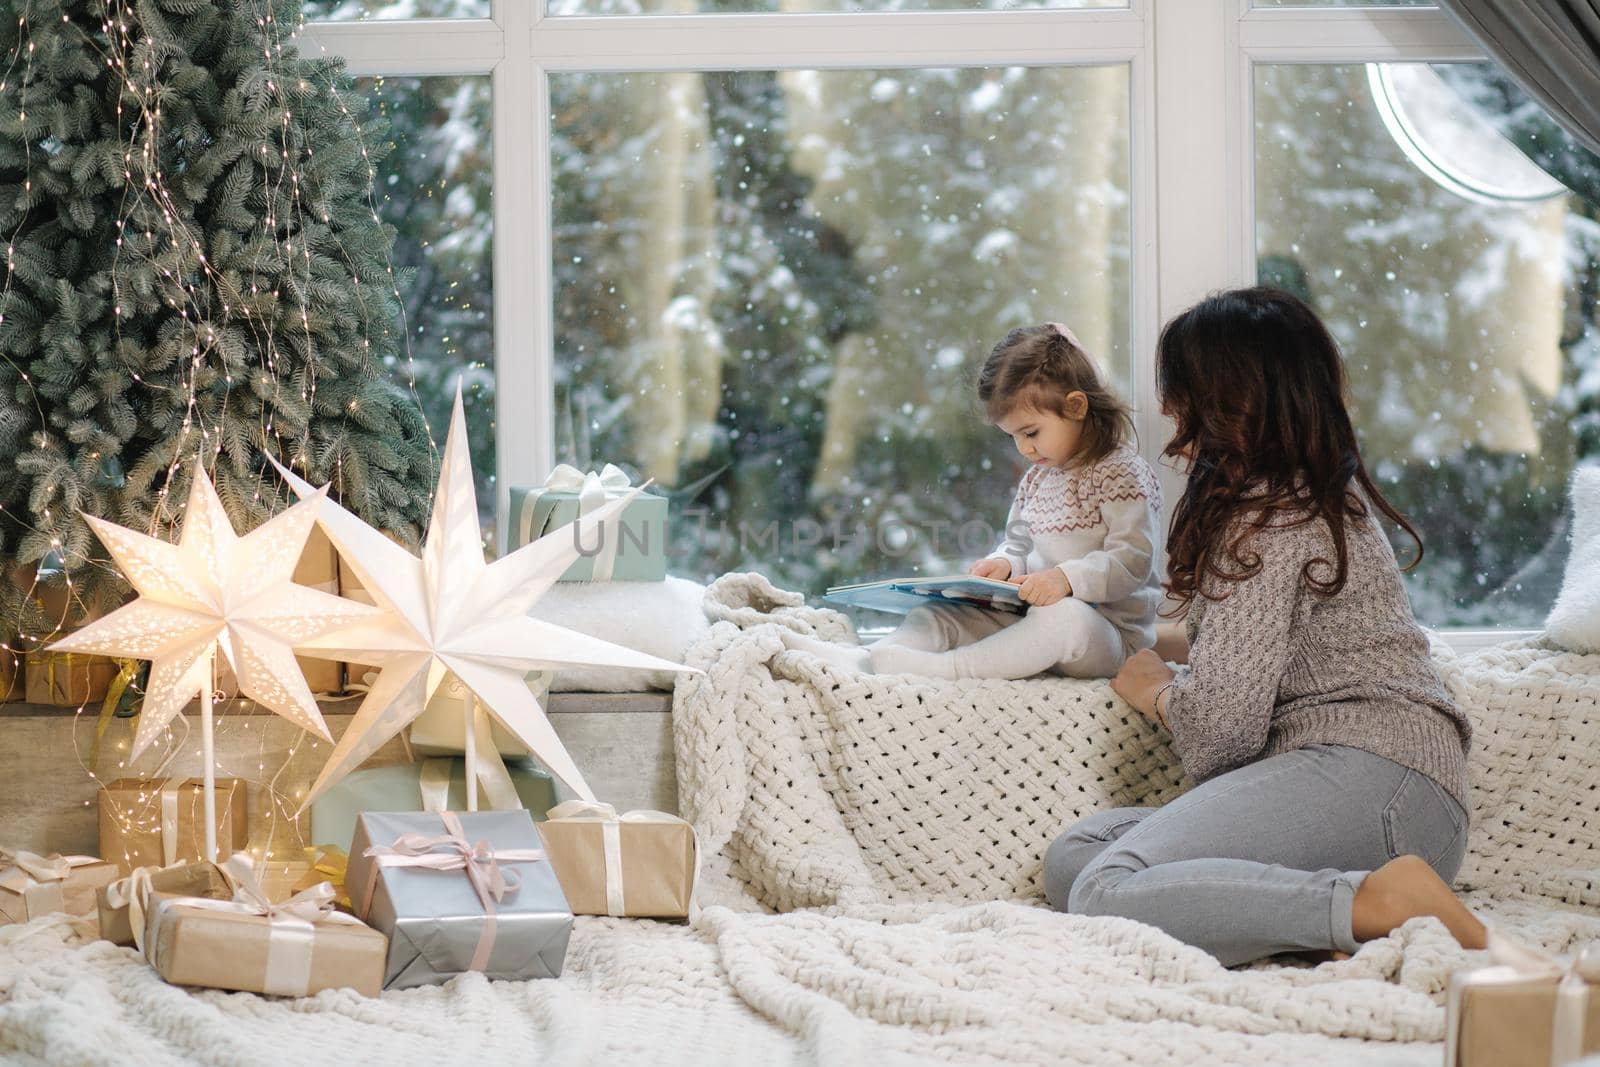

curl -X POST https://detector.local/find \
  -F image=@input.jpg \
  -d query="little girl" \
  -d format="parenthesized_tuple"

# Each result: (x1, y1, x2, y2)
(785, 322, 1162, 680)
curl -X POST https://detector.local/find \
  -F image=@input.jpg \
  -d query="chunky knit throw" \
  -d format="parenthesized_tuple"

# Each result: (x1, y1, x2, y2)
(1, 572, 1596, 1067)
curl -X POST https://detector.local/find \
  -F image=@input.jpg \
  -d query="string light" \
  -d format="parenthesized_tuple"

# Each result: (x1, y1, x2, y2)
(1, 0, 444, 866)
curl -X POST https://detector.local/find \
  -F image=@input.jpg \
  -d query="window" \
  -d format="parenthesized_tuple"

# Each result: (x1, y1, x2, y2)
(549, 66, 1130, 590)
(1255, 62, 1598, 626)
(301, 0, 489, 19)
(357, 75, 497, 538)
(295, 0, 1598, 637)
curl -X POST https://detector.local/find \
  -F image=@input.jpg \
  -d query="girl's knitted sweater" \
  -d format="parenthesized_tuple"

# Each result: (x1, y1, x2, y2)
(1165, 505, 1472, 810)
(986, 445, 1163, 653)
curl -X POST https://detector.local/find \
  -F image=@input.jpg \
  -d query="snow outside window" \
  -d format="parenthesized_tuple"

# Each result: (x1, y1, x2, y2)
(1255, 62, 1600, 627)
(549, 66, 1132, 594)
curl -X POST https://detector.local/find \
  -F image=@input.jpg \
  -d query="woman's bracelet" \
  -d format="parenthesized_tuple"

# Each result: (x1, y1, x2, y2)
(1153, 680, 1178, 729)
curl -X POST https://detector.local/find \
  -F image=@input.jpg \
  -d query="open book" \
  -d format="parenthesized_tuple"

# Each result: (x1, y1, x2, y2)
(822, 574, 1028, 616)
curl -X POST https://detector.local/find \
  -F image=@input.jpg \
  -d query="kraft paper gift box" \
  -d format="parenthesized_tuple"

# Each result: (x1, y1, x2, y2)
(0, 644, 18, 702)
(537, 801, 698, 919)
(509, 464, 668, 582)
(98, 777, 249, 875)
(346, 809, 572, 990)
(142, 856, 386, 998)
(1446, 933, 1600, 1067)
(96, 860, 234, 945)
(310, 757, 557, 853)
(24, 650, 122, 705)
(0, 848, 119, 925)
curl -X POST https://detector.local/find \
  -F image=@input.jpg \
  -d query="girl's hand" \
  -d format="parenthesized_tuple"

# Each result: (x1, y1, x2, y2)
(1013, 569, 1071, 606)
(969, 558, 1011, 581)
(1112, 649, 1176, 724)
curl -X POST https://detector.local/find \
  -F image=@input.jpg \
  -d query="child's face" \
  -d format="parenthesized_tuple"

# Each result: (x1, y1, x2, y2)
(995, 399, 1087, 469)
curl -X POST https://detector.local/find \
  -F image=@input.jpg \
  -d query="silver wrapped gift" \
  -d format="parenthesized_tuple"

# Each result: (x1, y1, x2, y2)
(346, 809, 572, 990)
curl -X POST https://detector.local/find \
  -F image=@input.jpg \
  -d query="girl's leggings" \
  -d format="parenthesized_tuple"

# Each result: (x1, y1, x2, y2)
(1044, 743, 1469, 966)
(868, 597, 1128, 680)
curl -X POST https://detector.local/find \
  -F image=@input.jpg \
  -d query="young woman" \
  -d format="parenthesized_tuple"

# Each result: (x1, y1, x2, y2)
(1043, 287, 1485, 967)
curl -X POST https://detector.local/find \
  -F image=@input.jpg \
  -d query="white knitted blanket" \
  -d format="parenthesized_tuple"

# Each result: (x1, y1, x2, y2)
(2, 571, 1597, 1066)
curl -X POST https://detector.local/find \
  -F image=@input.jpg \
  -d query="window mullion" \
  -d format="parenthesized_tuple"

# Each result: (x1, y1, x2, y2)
(494, 4, 545, 555)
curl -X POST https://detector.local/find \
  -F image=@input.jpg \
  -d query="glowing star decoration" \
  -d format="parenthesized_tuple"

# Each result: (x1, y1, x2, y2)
(49, 469, 382, 758)
(276, 386, 696, 810)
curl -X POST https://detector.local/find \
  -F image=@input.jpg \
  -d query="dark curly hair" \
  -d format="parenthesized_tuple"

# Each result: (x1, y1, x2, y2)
(1157, 287, 1421, 607)
(977, 323, 1132, 466)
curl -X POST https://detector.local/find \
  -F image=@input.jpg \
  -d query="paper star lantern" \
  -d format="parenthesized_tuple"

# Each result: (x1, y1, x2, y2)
(50, 469, 382, 756)
(276, 386, 695, 809)
(49, 467, 385, 859)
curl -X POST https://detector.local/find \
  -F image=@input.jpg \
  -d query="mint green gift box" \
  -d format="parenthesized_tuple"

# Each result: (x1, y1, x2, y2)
(510, 463, 668, 582)
(309, 757, 557, 854)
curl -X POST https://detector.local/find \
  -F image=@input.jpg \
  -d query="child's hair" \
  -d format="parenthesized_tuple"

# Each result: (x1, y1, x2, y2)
(1156, 286, 1422, 607)
(976, 323, 1133, 465)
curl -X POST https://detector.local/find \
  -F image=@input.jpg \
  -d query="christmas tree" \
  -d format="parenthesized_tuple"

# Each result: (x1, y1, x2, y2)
(0, 0, 436, 638)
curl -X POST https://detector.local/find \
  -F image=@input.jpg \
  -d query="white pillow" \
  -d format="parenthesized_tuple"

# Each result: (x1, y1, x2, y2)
(531, 575, 710, 691)
(1546, 466, 1600, 654)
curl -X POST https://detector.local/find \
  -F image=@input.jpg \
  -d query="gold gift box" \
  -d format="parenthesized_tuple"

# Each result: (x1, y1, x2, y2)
(0, 852, 119, 925)
(144, 889, 386, 998)
(1447, 954, 1600, 1066)
(95, 861, 233, 946)
(24, 650, 121, 705)
(98, 778, 248, 875)
(0, 644, 19, 703)
(537, 809, 696, 919)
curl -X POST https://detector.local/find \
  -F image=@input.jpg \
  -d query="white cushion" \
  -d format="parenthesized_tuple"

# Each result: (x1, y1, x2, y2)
(1546, 466, 1600, 654)
(532, 575, 710, 691)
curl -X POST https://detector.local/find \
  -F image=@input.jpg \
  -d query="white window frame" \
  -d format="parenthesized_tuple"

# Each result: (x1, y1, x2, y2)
(295, 0, 1543, 647)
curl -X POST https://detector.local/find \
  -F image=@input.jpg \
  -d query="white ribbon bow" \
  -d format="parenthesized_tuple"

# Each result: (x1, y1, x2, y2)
(1448, 928, 1600, 1067)
(545, 800, 701, 919)
(103, 858, 233, 953)
(542, 462, 633, 496)
(141, 853, 363, 998)
(519, 464, 638, 581)
(0, 848, 103, 920)
(0, 848, 100, 890)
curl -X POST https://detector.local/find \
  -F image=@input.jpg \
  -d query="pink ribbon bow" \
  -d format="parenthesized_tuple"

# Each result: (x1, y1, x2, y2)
(362, 811, 544, 972)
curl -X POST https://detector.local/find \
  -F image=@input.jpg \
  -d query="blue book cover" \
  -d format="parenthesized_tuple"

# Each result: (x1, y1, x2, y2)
(822, 574, 1028, 616)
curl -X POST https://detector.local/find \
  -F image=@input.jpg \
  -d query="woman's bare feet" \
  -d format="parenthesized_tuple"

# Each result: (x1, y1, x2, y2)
(1351, 855, 1486, 949)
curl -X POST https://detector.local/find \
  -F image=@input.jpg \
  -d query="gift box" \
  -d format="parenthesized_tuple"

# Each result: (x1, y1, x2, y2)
(96, 860, 234, 946)
(142, 856, 386, 998)
(24, 650, 122, 705)
(537, 801, 698, 918)
(509, 464, 668, 582)
(1, 848, 119, 925)
(1446, 933, 1600, 1067)
(408, 672, 550, 758)
(346, 809, 572, 990)
(0, 643, 19, 702)
(310, 758, 557, 854)
(98, 777, 249, 875)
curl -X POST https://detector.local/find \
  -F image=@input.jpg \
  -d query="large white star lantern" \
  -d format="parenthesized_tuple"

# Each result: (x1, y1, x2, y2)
(49, 470, 381, 757)
(278, 386, 696, 809)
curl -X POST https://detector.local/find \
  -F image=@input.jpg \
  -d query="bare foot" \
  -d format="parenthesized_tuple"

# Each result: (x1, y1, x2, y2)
(1351, 855, 1486, 949)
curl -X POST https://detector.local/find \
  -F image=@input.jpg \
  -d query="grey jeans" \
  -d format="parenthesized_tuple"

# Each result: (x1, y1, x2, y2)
(1043, 743, 1469, 967)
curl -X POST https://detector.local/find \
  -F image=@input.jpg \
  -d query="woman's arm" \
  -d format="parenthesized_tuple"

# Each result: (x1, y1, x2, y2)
(1156, 523, 1307, 782)
(1153, 621, 1189, 665)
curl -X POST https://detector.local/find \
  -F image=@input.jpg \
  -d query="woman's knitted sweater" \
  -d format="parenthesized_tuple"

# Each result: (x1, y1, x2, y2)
(1164, 506, 1472, 811)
